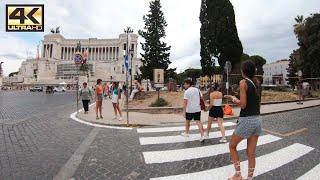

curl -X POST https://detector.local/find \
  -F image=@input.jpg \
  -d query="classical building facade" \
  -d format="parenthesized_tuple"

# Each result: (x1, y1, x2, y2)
(7, 32, 141, 87)
(263, 59, 289, 86)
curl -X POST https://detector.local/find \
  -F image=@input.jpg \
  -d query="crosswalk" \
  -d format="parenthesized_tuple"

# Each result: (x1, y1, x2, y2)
(137, 121, 319, 179)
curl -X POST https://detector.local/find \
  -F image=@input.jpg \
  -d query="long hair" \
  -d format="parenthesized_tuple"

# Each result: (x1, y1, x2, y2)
(241, 60, 261, 97)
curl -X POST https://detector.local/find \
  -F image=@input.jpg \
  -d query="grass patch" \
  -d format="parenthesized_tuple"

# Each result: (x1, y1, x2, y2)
(150, 98, 169, 107)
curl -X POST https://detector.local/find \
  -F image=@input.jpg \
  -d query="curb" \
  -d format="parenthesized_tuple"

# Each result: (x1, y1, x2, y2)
(71, 100, 320, 128)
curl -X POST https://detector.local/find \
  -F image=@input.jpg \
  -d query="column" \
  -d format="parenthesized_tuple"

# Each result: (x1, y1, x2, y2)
(107, 47, 110, 60)
(43, 44, 46, 57)
(92, 47, 95, 60)
(61, 47, 64, 59)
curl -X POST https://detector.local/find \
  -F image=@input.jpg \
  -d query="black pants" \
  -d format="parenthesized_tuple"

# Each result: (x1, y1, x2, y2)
(82, 100, 90, 112)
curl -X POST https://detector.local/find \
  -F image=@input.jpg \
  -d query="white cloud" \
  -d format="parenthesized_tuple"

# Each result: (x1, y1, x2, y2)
(0, 0, 319, 75)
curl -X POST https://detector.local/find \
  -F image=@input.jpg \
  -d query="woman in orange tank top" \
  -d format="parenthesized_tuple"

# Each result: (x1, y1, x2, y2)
(95, 79, 103, 119)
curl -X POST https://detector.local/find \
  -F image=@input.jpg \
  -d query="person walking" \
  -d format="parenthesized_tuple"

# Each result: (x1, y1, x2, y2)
(111, 82, 123, 121)
(95, 79, 103, 119)
(205, 83, 227, 143)
(78, 82, 93, 114)
(224, 60, 262, 180)
(181, 79, 205, 142)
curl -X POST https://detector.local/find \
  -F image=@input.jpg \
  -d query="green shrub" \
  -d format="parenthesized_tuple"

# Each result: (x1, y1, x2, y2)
(150, 98, 169, 107)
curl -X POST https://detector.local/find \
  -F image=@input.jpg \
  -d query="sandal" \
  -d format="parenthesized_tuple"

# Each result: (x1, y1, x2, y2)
(245, 168, 255, 180)
(228, 161, 242, 180)
(96, 116, 99, 120)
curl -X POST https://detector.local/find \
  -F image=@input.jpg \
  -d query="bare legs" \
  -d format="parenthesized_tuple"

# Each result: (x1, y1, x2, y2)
(217, 118, 226, 138)
(228, 134, 259, 179)
(183, 120, 204, 137)
(195, 120, 204, 137)
(112, 103, 122, 118)
(95, 101, 102, 119)
(112, 103, 117, 117)
(229, 134, 243, 179)
(247, 135, 259, 178)
(184, 120, 190, 134)
(207, 117, 226, 138)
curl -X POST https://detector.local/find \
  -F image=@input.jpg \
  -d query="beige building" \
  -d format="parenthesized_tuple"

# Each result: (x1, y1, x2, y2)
(7, 32, 141, 87)
(263, 59, 289, 86)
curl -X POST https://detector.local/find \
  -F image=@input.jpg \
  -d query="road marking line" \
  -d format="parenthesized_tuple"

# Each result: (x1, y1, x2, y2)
(54, 127, 100, 180)
(151, 143, 314, 180)
(143, 134, 281, 164)
(137, 122, 236, 133)
(297, 163, 320, 180)
(69, 103, 132, 130)
(140, 130, 235, 145)
(263, 128, 308, 137)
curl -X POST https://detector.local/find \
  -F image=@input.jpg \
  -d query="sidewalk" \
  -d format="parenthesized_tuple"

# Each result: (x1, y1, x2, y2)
(76, 99, 320, 126)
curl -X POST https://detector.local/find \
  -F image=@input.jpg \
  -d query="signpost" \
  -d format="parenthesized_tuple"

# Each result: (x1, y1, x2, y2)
(224, 61, 232, 103)
(74, 41, 83, 113)
(154, 69, 164, 101)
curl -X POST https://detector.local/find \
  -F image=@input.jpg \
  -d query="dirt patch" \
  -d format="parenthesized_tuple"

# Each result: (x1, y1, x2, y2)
(128, 90, 305, 109)
(261, 90, 298, 102)
(128, 91, 183, 108)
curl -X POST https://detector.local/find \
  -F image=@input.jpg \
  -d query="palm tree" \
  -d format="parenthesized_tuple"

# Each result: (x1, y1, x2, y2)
(293, 15, 304, 38)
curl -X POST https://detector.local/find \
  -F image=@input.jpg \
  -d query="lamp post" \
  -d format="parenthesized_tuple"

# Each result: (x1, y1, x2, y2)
(124, 27, 133, 126)
(130, 48, 134, 94)
(0, 62, 3, 77)
(297, 70, 303, 105)
(224, 61, 232, 100)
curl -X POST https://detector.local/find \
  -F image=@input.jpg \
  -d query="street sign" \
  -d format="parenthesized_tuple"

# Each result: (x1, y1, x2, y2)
(74, 53, 83, 65)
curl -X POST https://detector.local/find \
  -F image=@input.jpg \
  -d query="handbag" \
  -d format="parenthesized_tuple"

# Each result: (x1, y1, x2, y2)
(224, 104, 234, 115)
(199, 90, 206, 111)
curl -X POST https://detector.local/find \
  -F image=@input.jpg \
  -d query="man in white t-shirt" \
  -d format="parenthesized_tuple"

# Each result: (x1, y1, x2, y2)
(181, 79, 205, 142)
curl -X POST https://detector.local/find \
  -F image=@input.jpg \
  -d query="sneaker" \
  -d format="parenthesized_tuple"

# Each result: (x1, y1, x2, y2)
(180, 132, 189, 137)
(219, 137, 227, 143)
(118, 117, 123, 121)
(112, 116, 117, 120)
(199, 136, 205, 143)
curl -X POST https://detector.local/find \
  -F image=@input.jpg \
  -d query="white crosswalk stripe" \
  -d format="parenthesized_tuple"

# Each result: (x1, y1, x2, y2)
(136, 122, 317, 179)
(297, 163, 320, 180)
(140, 129, 234, 145)
(137, 122, 236, 133)
(143, 134, 281, 164)
(151, 143, 314, 180)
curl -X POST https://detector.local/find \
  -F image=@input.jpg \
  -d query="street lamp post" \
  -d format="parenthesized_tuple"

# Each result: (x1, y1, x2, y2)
(297, 70, 303, 105)
(130, 49, 134, 95)
(224, 61, 232, 103)
(124, 27, 133, 126)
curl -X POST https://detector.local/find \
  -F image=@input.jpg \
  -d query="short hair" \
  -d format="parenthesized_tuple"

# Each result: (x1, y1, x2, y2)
(184, 79, 193, 86)
(83, 82, 87, 86)
(97, 79, 102, 84)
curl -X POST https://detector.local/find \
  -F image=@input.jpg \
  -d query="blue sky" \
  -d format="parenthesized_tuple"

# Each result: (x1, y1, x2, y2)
(0, 0, 319, 75)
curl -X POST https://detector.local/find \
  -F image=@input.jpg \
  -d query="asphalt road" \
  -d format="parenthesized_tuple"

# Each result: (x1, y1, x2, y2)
(0, 91, 319, 180)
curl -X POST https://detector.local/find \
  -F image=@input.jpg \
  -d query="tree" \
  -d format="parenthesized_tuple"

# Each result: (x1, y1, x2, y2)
(294, 13, 320, 78)
(138, 0, 171, 82)
(200, 0, 243, 74)
(287, 52, 298, 89)
(249, 55, 267, 75)
(199, 0, 214, 76)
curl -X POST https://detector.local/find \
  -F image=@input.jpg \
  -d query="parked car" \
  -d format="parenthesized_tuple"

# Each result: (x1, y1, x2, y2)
(30, 86, 43, 92)
(54, 86, 66, 92)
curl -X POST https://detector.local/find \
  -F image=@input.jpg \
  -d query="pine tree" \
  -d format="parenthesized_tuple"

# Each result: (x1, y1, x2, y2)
(200, 0, 214, 77)
(200, 0, 243, 73)
(138, 0, 171, 82)
(287, 53, 298, 89)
